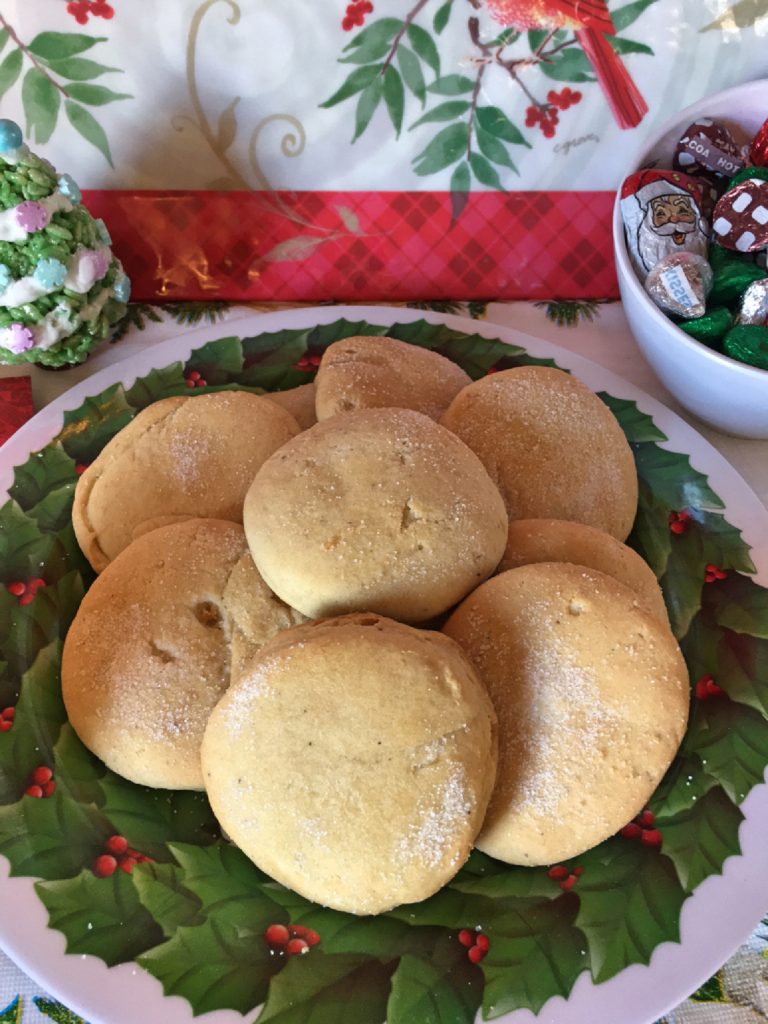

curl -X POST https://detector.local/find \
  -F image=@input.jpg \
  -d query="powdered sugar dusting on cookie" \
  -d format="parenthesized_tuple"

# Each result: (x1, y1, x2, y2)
(399, 766, 473, 868)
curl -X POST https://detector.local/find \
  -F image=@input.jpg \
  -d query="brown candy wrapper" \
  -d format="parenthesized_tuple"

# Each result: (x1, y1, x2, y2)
(644, 252, 713, 320)
(712, 177, 768, 253)
(620, 169, 711, 280)
(674, 118, 747, 183)
(736, 278, 768, 325)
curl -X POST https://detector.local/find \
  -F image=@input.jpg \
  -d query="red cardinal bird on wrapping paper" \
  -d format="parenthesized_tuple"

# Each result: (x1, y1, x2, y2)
(484, 0, 649, 129)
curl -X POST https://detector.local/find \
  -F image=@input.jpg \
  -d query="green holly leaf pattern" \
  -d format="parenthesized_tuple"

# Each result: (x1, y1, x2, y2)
(133, 860, 204, 938)
(0, 318, 766, 1022)
(388, 943, 482, 1024)
(684, 698, 768, 803)
(655, 786, 744, 893)
(257, 953, 395, 1024)
(32, 997, 86, 1024)
(575, 840, 687, 983)
(0, 997, 20, 1024)
(611, 0, 661, 31)
(0, 642, 66, 804)
(9, 446, 77, 511)
(36, 869, 164, 965)
(138, 918, 273, 1015)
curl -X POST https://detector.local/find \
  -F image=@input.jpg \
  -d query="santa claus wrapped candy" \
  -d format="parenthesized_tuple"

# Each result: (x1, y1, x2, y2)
(620, 169, 712, 281)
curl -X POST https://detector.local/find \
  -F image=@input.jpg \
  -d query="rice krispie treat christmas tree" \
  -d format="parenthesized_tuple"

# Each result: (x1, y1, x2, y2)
(0, 118, 129, 367)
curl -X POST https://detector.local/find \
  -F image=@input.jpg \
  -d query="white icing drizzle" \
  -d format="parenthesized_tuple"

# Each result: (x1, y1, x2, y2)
(0, 284, 115, 353)
(0, 190, 74, 242)
(0, 245, 113, 308)
(76, 285, 113, 325)
(0, 145, 30, 167)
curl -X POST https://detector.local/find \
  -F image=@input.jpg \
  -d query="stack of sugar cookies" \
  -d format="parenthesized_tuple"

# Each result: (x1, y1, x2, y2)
(63, 335, 689, 915)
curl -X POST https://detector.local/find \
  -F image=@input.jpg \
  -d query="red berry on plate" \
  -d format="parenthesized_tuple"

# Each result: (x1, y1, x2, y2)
(475, 933, 490, 952)
(641, 828, 663, 849)
(547, 865, 569, 881)
(28, 578, 46, 592)
(705, 678, 725, 697)
(638, 809, 655, 828)
(75, 463, 89, 475)
(94, 854, 118, 878)
(620, 822, 642, 840)
(264, 923, 290, 947)
(286, 938, 309, 956)
(31, 766, 53, 785)
(468, 944, 486, 964)
(18, 593, 35, 606)
(560, 874, 578, 892)
(25, 785, 43, 798)
(1, 708, 14, 720)
(41, 780, 55, 798)
(0, 721, 11, 732)
(573, 866, 584, 877)
(458, 928, 475, 947)
(105, 835, 129, 856)
(119, 855, 139, 874)
(6, 581, 26, 597)
(302, 928, 321, 947)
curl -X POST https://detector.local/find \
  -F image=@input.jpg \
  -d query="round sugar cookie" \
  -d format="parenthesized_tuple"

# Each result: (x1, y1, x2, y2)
(62, 520, 304, 790)
(243, 408, 508, 622)
(315, 335, 471, 421)
(440, 366, 638, 541)
(202, 613, 498, 914)
(443, 563, 689, 865)
(499, 518, 669, 625)
(263, 382, 317, 431)
(73, 391, 300, 572)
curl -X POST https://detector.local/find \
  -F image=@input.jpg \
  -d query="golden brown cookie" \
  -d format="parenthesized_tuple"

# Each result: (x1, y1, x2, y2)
(443, 563, 689, 865)
(264, 382, 317, 431)
(72, 391, 300, 572)
(62, 520, 304, 790)
(499, 518, 669, 625)
(243, 408, 508, 622)
(315, 335, 471, 421)
(440, 366, 638, 541)
(202, 613, 498, 914)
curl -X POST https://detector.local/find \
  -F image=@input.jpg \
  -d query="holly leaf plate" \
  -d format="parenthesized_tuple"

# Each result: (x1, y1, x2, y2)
(0, 307, 767, 1024)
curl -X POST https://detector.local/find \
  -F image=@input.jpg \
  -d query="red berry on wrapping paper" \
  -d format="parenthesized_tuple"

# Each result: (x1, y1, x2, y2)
(41, 780, 55, 798)
(6, 581, 26, 597)
(67, 1, 90, 23)
(641, 829, 663, 849)
(468, 944, 487, 964)
(475, 933, 490, 953)
(704, 564, 728, 583)
(0, 721, 11, 733)
(24, 785, 43, 798)
(31, 766, 53, 786)
(286, 938, 310, 956)
(264, 923, 290, 947)
(93, 854, 118, 878)
(119, 855, 139, 874)
(90, 1, 115, 18)
(458, 928, 475, 947)
(1, 708, 14, 721)
(105, 835, 129, 856)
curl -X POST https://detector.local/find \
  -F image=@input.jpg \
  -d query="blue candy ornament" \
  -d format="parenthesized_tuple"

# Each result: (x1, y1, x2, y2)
(34, 258, 67, 290)
(112, 273, 131, 303)
(58, 173, 82, 205)
(0, 120, 22, 154)
(94, 218, 112, 246)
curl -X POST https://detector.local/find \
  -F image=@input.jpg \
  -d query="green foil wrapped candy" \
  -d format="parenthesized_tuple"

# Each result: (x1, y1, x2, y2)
(728, 166, 768, 188)
(709, 261, 766, 307)
(723, 324, 768, 370)
(678, 306, 732, 345)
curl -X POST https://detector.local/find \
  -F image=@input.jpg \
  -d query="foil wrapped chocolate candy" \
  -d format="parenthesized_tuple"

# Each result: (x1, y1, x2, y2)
(644, 252, 713, 320)
(750, 117, 768, 168)
(737, 278, 768, 326)
(712, 177, 768, 253)
(723, 324, 768, 370)
(620, 169, 711, 281)
(674, 118, 747, 183)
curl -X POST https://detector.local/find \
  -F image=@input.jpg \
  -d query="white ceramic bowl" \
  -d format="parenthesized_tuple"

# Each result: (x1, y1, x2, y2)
(613, 79, 768, 439)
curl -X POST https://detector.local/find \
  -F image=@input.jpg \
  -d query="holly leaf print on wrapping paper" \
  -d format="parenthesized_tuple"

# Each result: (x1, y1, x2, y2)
(701, 0, 768, 31)
(0, 23, 129, 163)
(32, 998, 87, 1024)
(0, 321, 767, 1023)
(0, 998, 20, 1024)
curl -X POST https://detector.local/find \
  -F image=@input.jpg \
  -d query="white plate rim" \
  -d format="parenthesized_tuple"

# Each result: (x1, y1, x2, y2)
(0, 304, 767, 1024)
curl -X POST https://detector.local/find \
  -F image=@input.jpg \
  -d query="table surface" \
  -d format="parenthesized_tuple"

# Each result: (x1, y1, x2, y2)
(0, 297, 767, 1024)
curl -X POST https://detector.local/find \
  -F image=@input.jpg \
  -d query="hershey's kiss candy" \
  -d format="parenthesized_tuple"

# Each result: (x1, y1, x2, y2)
(736, 278, 768, 326)
(749, 117, 768, 168)
(644, 252, 713, 320)
(674, 118, 747, 182)
(712, 178, 768, 253)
